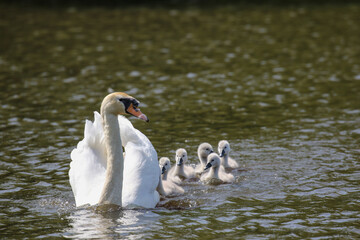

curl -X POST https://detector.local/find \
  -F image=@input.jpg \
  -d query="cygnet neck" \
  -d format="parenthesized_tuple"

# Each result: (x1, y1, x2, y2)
(220, 154, 229, 167)
(209, 165, 220, 179)
(198, 153, 207, 167)
(174, 164, 185, 177)
(157, 174, 166, 196)
(162, 170, 168, 181)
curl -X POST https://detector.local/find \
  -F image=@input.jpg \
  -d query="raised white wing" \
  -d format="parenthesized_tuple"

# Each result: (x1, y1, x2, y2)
(118, 115, 160, 208)
(69, 112, 106, 207)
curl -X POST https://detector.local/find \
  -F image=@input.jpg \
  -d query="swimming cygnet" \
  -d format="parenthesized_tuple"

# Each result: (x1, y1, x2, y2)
(157, 157, 184, 197)
(201, 153, 235, 184)
(169, 148, 196, 182)
(195, 143, 214, 178)
(218, 140, 239, 171)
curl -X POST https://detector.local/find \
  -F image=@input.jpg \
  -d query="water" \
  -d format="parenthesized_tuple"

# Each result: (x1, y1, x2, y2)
(0, 2, 359, 239)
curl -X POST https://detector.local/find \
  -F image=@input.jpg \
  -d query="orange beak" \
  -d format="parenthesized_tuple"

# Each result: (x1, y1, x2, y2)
(126, 103, 149, 122)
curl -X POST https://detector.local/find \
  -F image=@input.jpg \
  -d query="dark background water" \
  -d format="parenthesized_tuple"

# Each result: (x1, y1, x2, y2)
(0, 1, 359, 239)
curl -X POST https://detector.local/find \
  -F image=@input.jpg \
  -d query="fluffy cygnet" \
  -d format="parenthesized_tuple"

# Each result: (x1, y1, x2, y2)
(201, 153, 234, 184)
(169, 148, 196, 182)
(157, 157, 184, 197)
(195, 143, 214, 178)
(218, 140, 239, 171)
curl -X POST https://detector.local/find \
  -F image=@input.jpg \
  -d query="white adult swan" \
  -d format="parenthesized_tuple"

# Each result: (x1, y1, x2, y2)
(69, 92, 160, 208)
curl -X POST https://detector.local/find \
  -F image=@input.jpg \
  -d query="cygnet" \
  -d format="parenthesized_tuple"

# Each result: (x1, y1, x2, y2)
(201, 153, 235, 184)
(169, 148, 196, 182)
(195, 142, 214, 178)
(157, 157, 184, 197)
(218, 140, 239, 171)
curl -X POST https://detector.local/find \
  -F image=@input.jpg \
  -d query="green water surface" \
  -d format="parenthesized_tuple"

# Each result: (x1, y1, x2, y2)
(0, 2, 359, 239)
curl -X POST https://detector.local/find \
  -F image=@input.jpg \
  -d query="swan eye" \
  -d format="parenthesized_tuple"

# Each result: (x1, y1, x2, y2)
(206, 148, 209, 151)
(132, 99, 139, 107)
(182, 155, 185, 158)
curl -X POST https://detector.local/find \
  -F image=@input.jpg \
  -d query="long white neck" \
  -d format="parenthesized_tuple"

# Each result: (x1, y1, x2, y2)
(98, 113, 124, 206)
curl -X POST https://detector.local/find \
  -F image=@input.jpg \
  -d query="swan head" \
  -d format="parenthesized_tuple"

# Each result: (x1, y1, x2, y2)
(100, 92, 149, 122)
(204, 153, 221, 170)
(218, 140, 230, 157)
(197, 143, 214, 161)
(159, 157, 171, 174)
(175, 148, 187, 166)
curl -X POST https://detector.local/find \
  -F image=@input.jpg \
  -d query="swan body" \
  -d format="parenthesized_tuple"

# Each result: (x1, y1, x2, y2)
(195, 143, 214, 178)
(201, 153, 235, 184)
(169, 148, 196, 182)
(218, 140, 239, 171)
(69, 92, 160, 208)
(157, 157, 184, 196)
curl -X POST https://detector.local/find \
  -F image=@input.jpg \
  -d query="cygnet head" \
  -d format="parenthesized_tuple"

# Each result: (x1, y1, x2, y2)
(198, 143, 214, 160)
(204, 153, 221, 170)
(218, 140, 231, 157)
(159, 157, 171, 174)
(175, 148, 188, 166)
(100, 92, 149, 122)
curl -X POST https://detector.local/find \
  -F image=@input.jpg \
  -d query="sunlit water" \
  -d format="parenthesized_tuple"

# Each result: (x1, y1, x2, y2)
(0, 2, 359, 239)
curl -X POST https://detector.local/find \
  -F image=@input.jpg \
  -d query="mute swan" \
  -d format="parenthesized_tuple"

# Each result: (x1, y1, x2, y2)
(169, 148, 196, 182)
(69, 92, 160, 208)
(218, 140, 239, 171)
(157, 157, 184, 196)
(195, 143, 214, 178)
(201, 153, 235, 184)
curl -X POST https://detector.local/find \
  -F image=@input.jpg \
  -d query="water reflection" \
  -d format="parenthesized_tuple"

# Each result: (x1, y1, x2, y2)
(66, 207, 161, 239)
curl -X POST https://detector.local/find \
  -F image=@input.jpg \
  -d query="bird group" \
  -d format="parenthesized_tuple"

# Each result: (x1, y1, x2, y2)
(70, 92, 242, 209)
(157, 140, 239, 197)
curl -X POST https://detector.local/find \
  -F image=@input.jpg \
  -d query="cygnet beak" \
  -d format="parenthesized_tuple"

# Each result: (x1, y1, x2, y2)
(204, 162, 212, 171)
(219, 149, 225, 157)
(161, 166, 166, 174)
(176, 157, 183, 166)
(126, 103, 149, 122)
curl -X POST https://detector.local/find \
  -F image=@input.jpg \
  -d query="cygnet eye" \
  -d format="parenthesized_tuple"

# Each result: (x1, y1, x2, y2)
(182, 155, 185, 157)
